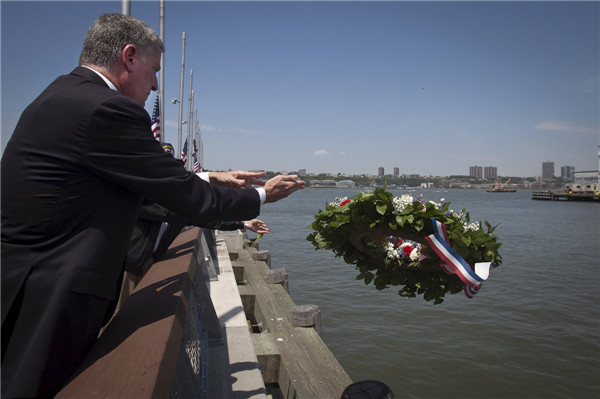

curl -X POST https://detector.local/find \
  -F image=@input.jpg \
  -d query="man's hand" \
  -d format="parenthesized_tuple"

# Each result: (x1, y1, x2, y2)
(208, 170, 266, 188)
(246, 219, 270, 234)
(263, 175, 306, 204)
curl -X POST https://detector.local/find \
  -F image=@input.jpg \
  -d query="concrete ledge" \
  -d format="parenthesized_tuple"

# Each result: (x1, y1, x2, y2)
(208, 233, 266, 399)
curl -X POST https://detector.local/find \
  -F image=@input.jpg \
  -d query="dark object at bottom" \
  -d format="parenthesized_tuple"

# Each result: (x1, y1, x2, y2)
(341, 380, 394, 399)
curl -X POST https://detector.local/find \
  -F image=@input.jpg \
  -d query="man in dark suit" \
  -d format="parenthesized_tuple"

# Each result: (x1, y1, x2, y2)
(1, 13, 304, 398)
(113, 142, 270, 314)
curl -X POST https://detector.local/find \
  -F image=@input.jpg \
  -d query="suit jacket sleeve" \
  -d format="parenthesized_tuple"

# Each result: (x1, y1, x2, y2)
(82, 94, 260, 224)
(202, 221, 244, 231)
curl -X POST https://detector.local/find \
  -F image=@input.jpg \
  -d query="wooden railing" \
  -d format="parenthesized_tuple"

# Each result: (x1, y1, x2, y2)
(55, 227, 369, 398)
(56, 227, 200, 398)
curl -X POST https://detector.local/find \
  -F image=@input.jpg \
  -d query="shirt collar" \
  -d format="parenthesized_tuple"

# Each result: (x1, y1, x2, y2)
(82, 66, 118, 91)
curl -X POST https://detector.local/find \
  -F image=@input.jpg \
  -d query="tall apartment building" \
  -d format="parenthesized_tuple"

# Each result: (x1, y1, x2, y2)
(469, 166, 483, 179)
(378, 167, 384, 177)
(542, 161, 555, 181)
(484, 166, 498, 179)
(393, 167, 399, 177)
(561, 165, 575, 180)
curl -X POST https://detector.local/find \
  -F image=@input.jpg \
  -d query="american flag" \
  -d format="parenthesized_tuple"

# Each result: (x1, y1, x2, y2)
(151, 96, 160, 140)
(193, 154, 203, 173)
(181, 139, 187, 164)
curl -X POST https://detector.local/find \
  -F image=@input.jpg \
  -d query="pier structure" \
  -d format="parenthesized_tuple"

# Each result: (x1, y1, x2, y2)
(56, 227, 363, 398)
(532, 191, 599, 201)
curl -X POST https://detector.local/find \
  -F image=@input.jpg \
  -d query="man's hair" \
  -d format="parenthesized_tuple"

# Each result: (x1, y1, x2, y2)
(79, 13, 164, 68)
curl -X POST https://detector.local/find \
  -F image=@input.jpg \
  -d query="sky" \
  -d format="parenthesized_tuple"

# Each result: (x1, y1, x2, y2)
(1, 1, 598, 177)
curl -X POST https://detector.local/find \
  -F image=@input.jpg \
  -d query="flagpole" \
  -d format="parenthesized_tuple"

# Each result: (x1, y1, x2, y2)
(159, 0, 165, 143)
(177, 32, 186, 158)
(186, 71, 193, 171)
(194, 106, 199, 169)
(199, 127, 204, 169)
(121, 0, 130, 15)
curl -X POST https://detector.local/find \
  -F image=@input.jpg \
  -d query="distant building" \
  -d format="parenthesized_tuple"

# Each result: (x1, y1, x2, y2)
(542, 161, 555, 181)
(561, 165, 575, 180)
(393, 167, 399, 177)
(574, 171, 599, 184)
(336, 180, 356, 188)
(289, 169, 307, 177)
(378, 167, 384, 177)
(484, 166, 497, 180)
(572, 146, 600, 188)
(310, 180, 337, 188)
(469, 166, 483, 179)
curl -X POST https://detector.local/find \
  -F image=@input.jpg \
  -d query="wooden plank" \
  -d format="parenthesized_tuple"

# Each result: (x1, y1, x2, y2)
(251, 333, 281, 384)
(233, 250, 352, 398)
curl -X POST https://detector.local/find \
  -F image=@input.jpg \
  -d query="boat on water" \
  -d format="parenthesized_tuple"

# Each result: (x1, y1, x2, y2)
(487, 177, 517, 192)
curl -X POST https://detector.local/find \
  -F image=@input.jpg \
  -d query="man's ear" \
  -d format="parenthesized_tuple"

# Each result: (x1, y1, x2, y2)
(122, 44, 137, 72)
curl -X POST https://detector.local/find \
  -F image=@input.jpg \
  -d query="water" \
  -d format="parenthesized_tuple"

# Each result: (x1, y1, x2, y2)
(253, 188, 599, 398)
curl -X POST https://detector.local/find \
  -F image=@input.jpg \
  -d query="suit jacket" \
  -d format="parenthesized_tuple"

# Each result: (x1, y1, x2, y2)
(124, 199, 176, 277)
(0, 66, 260, 398)
(124, 200, 244, 277)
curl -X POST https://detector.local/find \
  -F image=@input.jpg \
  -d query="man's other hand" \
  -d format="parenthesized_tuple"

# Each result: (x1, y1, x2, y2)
(263, 175, 306, 204)
(208, 170, 266, 188)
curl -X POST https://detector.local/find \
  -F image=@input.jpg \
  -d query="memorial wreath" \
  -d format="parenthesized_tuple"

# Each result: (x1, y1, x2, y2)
(307, 188, 502, 304)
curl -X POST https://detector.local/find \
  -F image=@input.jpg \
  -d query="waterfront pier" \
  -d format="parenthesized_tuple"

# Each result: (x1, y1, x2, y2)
(56, 227, 358, 398)
(532, 190, 599, 201)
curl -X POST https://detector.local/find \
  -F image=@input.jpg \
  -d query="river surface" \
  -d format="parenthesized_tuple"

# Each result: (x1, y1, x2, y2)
(253, 188, 599, 399)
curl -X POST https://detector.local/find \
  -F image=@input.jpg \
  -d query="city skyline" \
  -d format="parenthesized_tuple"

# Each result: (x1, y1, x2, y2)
(285, 161, 581, 179)
(2, 1, 598, 177)
(302, 157, 594, 179)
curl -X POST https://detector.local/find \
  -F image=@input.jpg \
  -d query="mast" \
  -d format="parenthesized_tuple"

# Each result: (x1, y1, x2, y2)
(176, 32, 186, 157)
(121, 0, 130, 15)
(159, 0, 165, 143)
(194, 106, 201, 170)
(186, 71, 193, 171)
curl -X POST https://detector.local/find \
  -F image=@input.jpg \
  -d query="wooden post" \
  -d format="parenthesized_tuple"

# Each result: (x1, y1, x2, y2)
(252, 249, 271, 268)
(290, 304, 321, 336)
(264, 268, 289, 292)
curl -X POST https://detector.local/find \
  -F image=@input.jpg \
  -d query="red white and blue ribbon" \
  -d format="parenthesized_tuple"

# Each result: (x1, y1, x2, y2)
(424, 219, 498, 298)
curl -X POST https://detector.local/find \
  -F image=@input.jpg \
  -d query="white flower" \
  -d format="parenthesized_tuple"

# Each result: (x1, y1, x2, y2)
(329, 196, 348, 207)
(385, 242, 400, 259)
(464, 222, 480, 231)
(448, 209, 465, 219)
(427, 198, 445, 210)
(428, 200, 442, 210)
(392, 194, 413, 214)
(409, 247, 421, 261)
